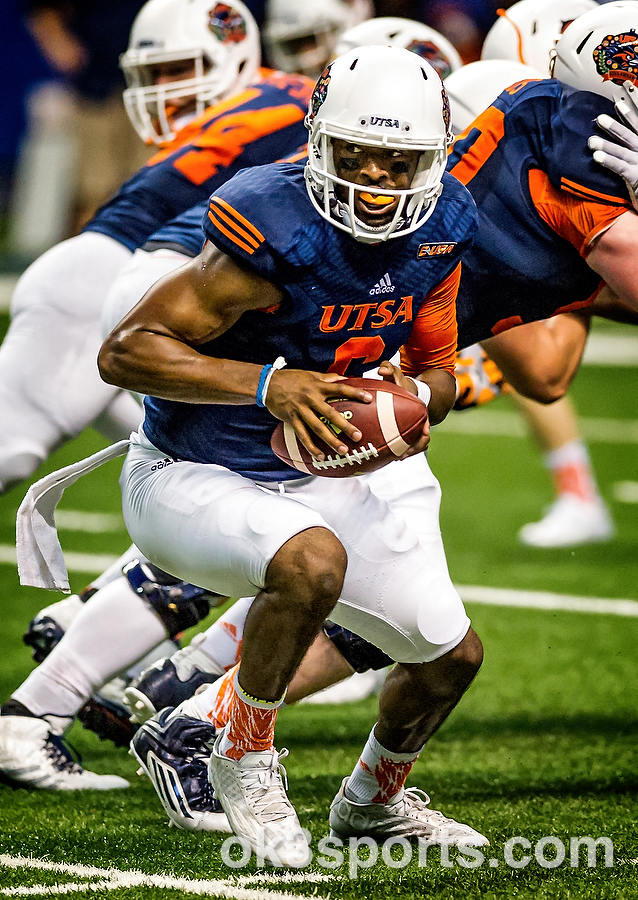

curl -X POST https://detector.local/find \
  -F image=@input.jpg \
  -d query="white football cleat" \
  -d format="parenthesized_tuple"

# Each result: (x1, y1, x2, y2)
(208, 732, 311, 867)
(301, 668, 388, 705)
(329, 777, 488, 846)
(519, 495, 615, 548)
(0, 716, 129, 790)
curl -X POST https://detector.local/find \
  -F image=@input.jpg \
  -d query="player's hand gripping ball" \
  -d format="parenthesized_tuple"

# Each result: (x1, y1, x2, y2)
(270, 378, 428, 478)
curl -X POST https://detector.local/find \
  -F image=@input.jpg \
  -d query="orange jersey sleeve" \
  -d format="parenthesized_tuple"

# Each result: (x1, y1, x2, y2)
(528, 168, 632, 257)
(400, 262, 460, 378)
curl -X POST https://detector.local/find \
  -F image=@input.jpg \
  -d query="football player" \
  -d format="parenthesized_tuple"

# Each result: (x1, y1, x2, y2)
(0, 17, 468, 791)
(0, 0, 321, 789)
(0, 0, 314, 498)
(95, 46, 487, 864)
(262, 0, 372, 78)
(478, 0, 616, 547)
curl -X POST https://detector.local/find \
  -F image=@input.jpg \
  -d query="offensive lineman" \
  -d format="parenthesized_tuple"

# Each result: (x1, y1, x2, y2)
(0, 0, 320, 789)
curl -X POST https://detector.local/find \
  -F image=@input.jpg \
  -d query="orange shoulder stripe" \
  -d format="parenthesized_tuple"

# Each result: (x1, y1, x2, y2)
(528, 168, 630, 255)
(207, 209, 256, 255)
(560, 176, 629, 206)
(210, 197, 265, 243)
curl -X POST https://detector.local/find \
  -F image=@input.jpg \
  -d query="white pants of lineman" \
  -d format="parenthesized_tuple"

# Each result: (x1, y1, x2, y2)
(0, 232, 144, 492)
(121, 428, 470, 664)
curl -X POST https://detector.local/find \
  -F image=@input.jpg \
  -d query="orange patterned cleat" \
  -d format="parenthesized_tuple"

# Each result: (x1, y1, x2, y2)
(454, 344, 511, 410)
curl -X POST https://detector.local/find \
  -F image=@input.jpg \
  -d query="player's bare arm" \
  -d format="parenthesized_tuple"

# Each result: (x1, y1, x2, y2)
(586, 209, 638, 311)
(99, 242, 373, 458)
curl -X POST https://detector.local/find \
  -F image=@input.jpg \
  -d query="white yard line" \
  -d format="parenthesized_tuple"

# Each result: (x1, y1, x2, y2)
(1, 542, 635, 612)
(0, 544, 118, 573)
(54, 509, 123, 532)
(0, 855, 329, 899)
(581, 332, 638, 366)
(457, 585, 638, 616)
(437, 409, 638, 443)
(613, 481, 638, 503)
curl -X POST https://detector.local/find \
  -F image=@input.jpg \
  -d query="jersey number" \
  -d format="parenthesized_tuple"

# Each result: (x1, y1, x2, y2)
(328, 336, 386, 375)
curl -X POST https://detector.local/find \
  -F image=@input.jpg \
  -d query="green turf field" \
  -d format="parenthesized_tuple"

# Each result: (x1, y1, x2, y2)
(0, 312, 636, 899)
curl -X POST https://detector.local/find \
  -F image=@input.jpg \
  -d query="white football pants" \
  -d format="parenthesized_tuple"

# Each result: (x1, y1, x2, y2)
(0, 232, 143, 493)
(121, 428, 470, 665)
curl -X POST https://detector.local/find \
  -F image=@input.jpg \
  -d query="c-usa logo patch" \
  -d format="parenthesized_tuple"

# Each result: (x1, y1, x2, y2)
(593, 30, 638, 88)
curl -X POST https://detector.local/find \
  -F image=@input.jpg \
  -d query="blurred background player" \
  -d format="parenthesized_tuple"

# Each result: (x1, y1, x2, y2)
(455, 0, 616, 548)
(0, 0, 323, 789)
(262, 0, 373, 77)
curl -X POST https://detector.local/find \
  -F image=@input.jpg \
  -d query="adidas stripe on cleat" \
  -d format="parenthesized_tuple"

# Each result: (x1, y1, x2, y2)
(130, 707, 231, 832)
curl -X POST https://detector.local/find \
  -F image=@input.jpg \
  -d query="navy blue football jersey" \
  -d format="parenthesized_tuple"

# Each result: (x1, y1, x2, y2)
(448, 79, 632, 347)
(143, 162, 478, 481)
(83, 70, 312, 251)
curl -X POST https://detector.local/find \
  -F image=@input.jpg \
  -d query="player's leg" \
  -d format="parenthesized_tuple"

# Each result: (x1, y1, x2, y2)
(0, 232, 132, 493)
(101, 247, 191, 339)
(285, 458, 487, 845)
(124, 596, 254, 723)
(513, 392, 614, 547)
(121, 431, 350, 865)
(0, 557, 216, 787)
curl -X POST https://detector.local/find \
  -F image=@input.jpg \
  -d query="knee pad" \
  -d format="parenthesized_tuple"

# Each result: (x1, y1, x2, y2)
(123, 560, 223, 638)
(323, 621, 394, 673)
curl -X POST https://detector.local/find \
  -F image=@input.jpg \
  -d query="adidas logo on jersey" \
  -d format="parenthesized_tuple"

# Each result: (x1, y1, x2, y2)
(369, 273, 395, 295)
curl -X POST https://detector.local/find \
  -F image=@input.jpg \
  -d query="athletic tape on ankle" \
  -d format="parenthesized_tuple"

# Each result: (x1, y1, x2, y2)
(235, 671, 285, 709)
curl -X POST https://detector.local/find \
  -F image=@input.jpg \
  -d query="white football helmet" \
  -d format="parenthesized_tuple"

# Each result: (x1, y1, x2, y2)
(481, 0, 597, 74)
(334, 17, 463, 81)
(120, 0, 260, 146)
(304, 46, 453, 243)
(552, 0, 638, 122)
(263, 0, 372, 78)
(445, 59, 544, 133)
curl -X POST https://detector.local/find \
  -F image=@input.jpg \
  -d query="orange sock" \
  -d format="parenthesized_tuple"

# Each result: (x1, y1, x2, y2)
(216, 669, 284, 761)
(547, 441, 597, 503)
(205, 663, 239, 730)
(345, 727, 421, 804)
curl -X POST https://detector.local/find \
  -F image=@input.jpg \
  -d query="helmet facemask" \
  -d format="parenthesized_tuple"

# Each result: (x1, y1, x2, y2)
(120, 0, 260, 147)
(304, 47, 451, 243)
(122, 50, 222, 145)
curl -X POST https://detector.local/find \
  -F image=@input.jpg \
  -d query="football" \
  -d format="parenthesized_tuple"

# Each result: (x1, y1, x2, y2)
(270, 377, 428, 478)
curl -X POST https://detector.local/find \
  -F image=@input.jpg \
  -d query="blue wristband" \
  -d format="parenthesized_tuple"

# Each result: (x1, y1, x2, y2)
(256, 364, 273, 408)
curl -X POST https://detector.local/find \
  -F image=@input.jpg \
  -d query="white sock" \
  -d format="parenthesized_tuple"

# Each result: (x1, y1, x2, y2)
(345, 727, 423, 804)
(13, 575, 167, 722)
(197, 596, 253, 671)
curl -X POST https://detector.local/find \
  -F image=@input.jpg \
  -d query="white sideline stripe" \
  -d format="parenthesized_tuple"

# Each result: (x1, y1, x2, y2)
(0, 855, 328, 898)
(0, 276, 18, 311)
(0, 544, 117, 573)
(1, 541, 635, 616)
(582, 333, 638, 366)
(613, 480, 638, 503)
(458, 584, 638, 616)
(55, 509, 123, 533)
(438, 409, 638, 444)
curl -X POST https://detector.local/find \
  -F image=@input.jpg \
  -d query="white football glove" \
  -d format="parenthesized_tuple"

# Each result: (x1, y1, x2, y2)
(589, 86, 638, 213)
